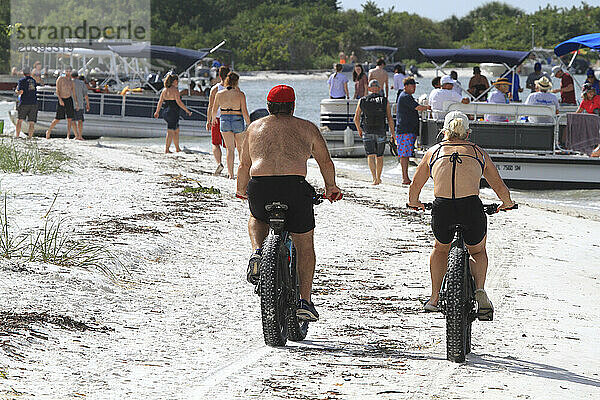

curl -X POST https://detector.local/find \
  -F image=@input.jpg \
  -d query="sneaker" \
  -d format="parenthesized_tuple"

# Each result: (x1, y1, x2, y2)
(423, 300, 440, 312)
(296, 299, 319, 321)
(246, 249, 261, 285)
(214, 163, 224, 176)
(475, 289, 494, 321)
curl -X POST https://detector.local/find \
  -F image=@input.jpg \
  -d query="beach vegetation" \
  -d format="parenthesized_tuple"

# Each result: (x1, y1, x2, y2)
(182, 185, 221, 195)
(0, 138, 69, 174)
(0, 193, 125, 281)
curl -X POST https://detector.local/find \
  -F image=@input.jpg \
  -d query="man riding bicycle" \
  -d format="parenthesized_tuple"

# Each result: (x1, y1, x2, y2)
(236, 85, 342, 322)
(407, 111, 515, 317)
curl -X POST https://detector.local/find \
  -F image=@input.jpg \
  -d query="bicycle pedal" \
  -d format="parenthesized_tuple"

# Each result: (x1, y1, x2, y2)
(477, 308, 493, 321)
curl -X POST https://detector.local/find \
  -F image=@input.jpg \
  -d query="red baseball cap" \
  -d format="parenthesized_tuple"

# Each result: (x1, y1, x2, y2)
(267, 85, 295, 103)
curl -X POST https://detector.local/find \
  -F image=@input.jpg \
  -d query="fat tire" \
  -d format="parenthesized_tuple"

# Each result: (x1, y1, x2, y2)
(260, 233, 288, 347)
(287, 247, 309, 342)
(445, 244, 470, 363)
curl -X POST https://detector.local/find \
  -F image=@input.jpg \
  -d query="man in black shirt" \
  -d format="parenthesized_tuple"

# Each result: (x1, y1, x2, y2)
(353, 80, 395, 185)
(15, 66, 38, 138)
(396, 77, 431, 184)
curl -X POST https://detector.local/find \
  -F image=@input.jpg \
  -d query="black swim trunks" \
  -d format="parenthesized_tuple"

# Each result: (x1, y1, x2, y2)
(431, 195, 487, 245)
(247, 175, 316, 234)
(55, 96, 75, 120)
(362, 133, 386, 157)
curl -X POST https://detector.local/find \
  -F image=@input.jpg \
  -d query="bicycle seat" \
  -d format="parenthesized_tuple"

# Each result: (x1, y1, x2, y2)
(265, 202, 288, 212)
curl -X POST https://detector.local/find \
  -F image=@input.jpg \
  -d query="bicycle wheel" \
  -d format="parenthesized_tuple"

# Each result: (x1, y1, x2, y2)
(260, 233, 288, 347)
(444, 243, 471, 363)
(287, 246, 309, 342)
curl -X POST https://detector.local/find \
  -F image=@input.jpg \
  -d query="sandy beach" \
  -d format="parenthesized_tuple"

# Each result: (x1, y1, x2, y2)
(0, 138, 599, 399)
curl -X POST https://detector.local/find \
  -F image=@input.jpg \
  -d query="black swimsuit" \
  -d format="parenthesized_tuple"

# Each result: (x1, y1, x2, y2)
(429, 143, 488, 245)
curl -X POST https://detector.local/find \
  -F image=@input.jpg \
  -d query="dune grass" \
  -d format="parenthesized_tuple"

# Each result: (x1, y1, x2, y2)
(0, 193, 125, 282)
(0, 138, 69, 174)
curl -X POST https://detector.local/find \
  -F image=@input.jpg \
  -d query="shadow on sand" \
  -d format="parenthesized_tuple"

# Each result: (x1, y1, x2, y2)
(468, 353, 600, 388)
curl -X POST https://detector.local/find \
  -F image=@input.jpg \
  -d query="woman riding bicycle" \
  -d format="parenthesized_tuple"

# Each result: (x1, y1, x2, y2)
(407, 111, 515, 315)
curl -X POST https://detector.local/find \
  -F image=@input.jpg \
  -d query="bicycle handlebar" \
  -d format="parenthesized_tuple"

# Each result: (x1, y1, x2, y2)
(407, 202, 518, 215)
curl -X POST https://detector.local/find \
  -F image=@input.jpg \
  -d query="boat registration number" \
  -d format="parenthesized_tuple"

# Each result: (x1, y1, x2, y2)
(499, 164, 522, 172)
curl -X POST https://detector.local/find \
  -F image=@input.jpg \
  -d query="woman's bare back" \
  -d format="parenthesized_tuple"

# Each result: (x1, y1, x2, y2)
(429, 141, 485, 199)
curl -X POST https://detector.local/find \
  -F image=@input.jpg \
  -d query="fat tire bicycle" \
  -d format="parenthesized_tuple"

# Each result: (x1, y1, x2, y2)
(259, 195, 326, 347)
(413, 202, 517, 363)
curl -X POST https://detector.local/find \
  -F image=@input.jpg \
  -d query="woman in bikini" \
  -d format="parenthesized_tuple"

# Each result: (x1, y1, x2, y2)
(408, 111, 515, 317)
(211, 72, 251, 179)
(153, 73, 192, 153)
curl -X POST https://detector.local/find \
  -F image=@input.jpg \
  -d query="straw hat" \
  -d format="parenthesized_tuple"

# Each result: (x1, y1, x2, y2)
(492, 77, 512, 86)
(534, 76, 552, 90)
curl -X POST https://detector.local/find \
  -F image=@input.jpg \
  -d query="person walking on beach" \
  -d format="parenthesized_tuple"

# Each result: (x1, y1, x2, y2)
(71, 72, 90, 140)
(396, 77, 431, 185)
(551, 66, 576, 105)
(14, 67, 38, 139)
(352, 64, 368, 99)
(45, 68, 76, 139)
(368, 58, 389, 98)
(153, 74, 192, 153)
(206, 66, 230, 175)
(211, 71, 251, 179)
(236, 84, 342, 321)
(408, 111, 515, 314)
(328, 64, 349, 99)
(353, 80, 395, 185)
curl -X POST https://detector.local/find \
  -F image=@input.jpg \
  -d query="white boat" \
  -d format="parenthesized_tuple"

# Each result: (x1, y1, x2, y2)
(417, 101, 600, 189)
(319, 98, 397, 158)
(9, 87, 208, 138)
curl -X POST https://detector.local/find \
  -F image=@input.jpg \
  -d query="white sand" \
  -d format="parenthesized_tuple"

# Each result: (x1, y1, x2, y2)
(0, 139, 599, 399)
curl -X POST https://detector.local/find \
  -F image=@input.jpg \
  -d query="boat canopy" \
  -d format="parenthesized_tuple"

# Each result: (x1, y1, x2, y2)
(554, 33, 600, 57)
(361, 46, 398, 53)
(108, 43, 209, 69)
(418, 48, 531, 67)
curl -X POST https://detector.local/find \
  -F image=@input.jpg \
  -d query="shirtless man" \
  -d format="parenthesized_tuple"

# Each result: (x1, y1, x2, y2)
(368, 58, 389, 98)
(46, 68, 75, 139)
(206, 66, 230, 175)
(236, 85, 342, 321)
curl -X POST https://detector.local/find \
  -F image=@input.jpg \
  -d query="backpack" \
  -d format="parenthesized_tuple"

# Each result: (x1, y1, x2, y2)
(360, 93, 387, 134)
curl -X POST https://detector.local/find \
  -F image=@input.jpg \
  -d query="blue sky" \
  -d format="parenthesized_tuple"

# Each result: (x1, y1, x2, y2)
(339, 0, 585, 20)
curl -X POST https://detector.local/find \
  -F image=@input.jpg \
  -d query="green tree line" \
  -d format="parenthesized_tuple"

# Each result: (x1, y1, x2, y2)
(2, 1, 600, 72)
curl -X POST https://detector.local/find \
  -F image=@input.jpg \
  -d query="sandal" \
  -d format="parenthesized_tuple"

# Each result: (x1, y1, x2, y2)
(475, 289, 494, 321)
(423, 300, 440, 312)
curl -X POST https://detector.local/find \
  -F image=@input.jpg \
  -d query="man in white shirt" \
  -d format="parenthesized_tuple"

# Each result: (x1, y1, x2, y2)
(429, 75, 469, 119)
(524, 76, 559, 123)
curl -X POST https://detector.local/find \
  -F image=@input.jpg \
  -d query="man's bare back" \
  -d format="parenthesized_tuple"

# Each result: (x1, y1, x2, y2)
(56, 76, 73, 99)
(368, 67, 388, 94)
(246, 115, 316, 177)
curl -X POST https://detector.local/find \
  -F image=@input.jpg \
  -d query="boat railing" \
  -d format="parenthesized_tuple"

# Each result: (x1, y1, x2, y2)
(421, 102, 559, 154)
(320, 98, 397, 132)
(36, 88, 207, 121)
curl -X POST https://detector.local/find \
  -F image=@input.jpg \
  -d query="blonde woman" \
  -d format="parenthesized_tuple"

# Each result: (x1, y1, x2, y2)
(407, 111, 515, 315)
(211, 72, 250, 179)
(154, 74, 192, 153)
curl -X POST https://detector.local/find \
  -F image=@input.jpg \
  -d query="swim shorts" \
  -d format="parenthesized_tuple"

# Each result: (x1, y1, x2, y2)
(55, 97, 74, 120)
(395, 133, 416, 157)
(247, 175, 317, 234)
(211, 117, 222, 145)
(72, 108, 85, 122)
(431, 195, 487, 245)
(362, 133, 386, 157)
(220, 114, 245, 134)
(17, 104, 38, 122)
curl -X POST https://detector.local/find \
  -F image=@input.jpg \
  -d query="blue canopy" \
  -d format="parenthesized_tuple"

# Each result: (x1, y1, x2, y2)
(554, 33, 600, 57)
(108, 43, 209, 69)
(418, 48, 530, 66)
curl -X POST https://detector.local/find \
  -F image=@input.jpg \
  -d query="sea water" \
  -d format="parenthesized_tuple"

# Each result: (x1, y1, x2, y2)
(2, 71, 599, 216)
